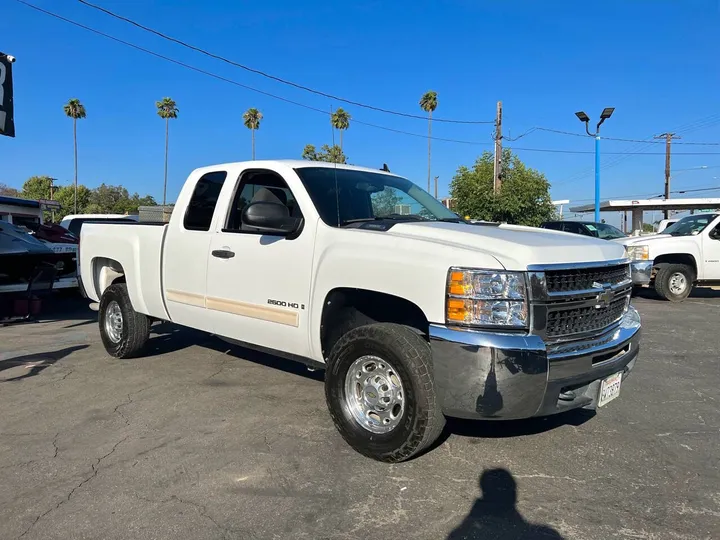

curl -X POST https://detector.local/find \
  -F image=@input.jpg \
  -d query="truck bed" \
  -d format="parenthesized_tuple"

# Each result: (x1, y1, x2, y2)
(79, 222, 170, 320)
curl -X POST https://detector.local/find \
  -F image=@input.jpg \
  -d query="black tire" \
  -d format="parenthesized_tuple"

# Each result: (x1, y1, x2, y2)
(98, 283, 151, 358)
(325, 323, 445, 463)
(654, 263, 694, 302)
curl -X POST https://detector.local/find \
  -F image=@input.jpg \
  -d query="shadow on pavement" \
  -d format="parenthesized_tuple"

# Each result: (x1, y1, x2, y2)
(445, 408, 595, 439)
(203, 339, 325, 383)
(447, 468, 565, 539)
(0, 345, 89, 382)
(634, 285, 720, 301)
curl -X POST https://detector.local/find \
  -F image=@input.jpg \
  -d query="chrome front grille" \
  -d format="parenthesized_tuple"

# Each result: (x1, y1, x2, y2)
(544, 264, 631, 294)
(545, 295, 629, 338)
(528, 259, 632, 342)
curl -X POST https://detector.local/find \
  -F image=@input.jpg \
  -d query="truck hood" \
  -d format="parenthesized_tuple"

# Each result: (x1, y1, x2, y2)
(385, 221, 626, 270)
(611, 232, 700, 257)
(612, 234, 670, 246)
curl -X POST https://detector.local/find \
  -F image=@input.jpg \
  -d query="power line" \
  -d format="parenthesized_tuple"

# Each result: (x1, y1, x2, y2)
(554, 113, 720, 186)
(16, 1, 495, 147)
(15, 1, 720, 158)
(74, 0, 494, 125)
(534, 126, 720, 145)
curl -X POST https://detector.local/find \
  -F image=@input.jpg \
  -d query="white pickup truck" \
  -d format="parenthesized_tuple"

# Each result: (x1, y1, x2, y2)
(617, 212, 720, 301)
(79, 160, 641, 462)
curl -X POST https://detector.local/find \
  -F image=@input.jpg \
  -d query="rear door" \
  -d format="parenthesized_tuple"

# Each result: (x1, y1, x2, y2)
(204, 168, 315, 357)
(162, 170, 228, 332)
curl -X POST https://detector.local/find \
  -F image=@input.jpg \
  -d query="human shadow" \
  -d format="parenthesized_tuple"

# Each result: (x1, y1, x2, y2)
(447, 468, 565, 539)
(0, 345, 89, 382)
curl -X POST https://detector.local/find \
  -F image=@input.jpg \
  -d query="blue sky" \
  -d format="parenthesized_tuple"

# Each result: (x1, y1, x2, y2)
(2, 0, 719, 221)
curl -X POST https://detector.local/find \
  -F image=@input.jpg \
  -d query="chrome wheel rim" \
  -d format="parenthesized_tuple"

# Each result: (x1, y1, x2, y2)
(104, 301, 123, 343)
(669, 272, 687, 295)
(344, 355, 405, 434)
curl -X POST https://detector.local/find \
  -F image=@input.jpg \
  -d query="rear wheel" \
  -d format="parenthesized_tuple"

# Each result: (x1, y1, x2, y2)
(654, 263, 694, 302)
(98, 283, 151, 358)
(324, 323, 445, 462)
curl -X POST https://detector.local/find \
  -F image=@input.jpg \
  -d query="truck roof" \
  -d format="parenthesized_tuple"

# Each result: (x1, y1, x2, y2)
(190, 160, 398, 177)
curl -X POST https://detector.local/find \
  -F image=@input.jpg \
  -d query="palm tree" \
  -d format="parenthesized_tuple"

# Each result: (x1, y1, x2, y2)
(156, 97, 179, 206)
(63, 98, 87, 213)
(330, 108, 351, 151)
(419, 91, 438, 193)
(243, 108, 263, 159)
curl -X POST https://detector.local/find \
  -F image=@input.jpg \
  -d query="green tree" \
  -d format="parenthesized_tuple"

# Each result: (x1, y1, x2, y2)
(449, 149, 555, 226)
(371, 188, 401, 215)
(419, 91, 438, 193)
(21, 176, 54, 201)
(0, 183, 20, 197)
(301, 144, 347, 164)
(54, 184, 91, 220)
(242, 108, 263, 160)
(63, 98, 87, 214)
(330, 108, 351, 151)
(156, 97, 179, 206)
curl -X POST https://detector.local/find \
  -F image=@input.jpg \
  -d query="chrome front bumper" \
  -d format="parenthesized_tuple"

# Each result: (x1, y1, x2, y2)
(630, 261, 653, 285)
(428, 306, 641, 420)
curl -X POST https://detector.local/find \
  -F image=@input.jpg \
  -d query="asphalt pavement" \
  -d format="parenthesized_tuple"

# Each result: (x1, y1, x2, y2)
(1, 291, 718, 540)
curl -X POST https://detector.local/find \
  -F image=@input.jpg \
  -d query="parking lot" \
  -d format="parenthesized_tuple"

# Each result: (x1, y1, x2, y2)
(1, 292, 718, 540)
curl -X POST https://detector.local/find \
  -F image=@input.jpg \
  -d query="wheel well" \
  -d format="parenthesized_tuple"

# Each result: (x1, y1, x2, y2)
(653, 254, 697, 279)
(320, 288, 429, 359)
(92, 257, 126, 298)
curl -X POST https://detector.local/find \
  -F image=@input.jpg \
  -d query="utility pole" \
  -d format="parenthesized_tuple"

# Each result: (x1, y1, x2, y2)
(655, 132, 681, 219)
(49, 177, 56, 223)
(434, 175, 439, 199)
(493, 101, 503, 194)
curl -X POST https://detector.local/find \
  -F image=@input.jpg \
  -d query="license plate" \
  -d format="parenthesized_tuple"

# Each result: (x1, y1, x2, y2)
(598, 371, 623, 407)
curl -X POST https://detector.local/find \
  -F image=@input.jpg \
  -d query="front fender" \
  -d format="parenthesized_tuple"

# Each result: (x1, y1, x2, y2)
(308, 227, 504, 360)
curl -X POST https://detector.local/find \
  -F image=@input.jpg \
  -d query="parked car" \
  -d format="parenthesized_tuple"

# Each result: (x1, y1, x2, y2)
(656, 218, 679, 234)
(78, 160, 641, 462)
(540, 220, 627, 240)
(616, 212, 720, 301)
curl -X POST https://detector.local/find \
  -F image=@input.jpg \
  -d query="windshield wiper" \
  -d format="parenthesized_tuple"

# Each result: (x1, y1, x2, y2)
(341, 214, 429, 226)
(436, 217, 464, 223)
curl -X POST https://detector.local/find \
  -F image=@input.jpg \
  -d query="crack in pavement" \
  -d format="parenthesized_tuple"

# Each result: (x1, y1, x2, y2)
(113, 395, 132, 427)
(59, 369, 74, 382)
(206, 356, 231, 381)
(112, 386, 157, 428)
(133, 494, 232, 538)
(52, 432, 59, 458)
(17, 435, 129, 539)
(174, 495, 233, 538)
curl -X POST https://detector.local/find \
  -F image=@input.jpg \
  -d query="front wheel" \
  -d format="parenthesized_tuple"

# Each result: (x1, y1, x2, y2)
(324, 323, 445, 463)
(98, 283, 151, 358)
(654, 263, 694, 302)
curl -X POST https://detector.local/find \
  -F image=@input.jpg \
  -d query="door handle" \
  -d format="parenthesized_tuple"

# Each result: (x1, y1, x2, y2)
(211, 249, 235, 259)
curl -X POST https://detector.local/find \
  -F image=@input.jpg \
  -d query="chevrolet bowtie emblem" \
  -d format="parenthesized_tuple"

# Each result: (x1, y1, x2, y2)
(595, 289, 613, 309)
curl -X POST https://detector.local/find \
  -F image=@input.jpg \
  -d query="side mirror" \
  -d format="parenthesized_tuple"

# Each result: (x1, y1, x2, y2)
(241, 201, 302, 235)
(710, 228, 720, 240)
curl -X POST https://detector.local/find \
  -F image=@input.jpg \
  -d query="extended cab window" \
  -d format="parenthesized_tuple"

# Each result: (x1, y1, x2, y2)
(184, 171, 228, 231)
(225, 170, 302, 231)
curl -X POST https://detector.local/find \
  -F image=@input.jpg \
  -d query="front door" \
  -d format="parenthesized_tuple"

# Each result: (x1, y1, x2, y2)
(702, 217, 720, 280)
(205, 169, 315, 357)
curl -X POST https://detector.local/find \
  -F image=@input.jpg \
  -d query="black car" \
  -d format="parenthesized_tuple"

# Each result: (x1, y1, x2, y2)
(540, 220, 627, 240)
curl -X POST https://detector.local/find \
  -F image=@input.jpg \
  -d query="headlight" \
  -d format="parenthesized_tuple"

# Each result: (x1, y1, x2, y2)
(625, 245, 649, 261)
(446, 268, 528, 328)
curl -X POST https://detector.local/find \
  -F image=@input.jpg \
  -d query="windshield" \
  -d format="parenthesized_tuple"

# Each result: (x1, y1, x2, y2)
(294, 167, 460, 226)
(663, 214, 718, 236)
(585, 222, 626, 239)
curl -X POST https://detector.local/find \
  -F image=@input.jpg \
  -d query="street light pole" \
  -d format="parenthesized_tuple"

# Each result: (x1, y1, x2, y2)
(575, 108, 615, 223)
(594, 134, 600, 222)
